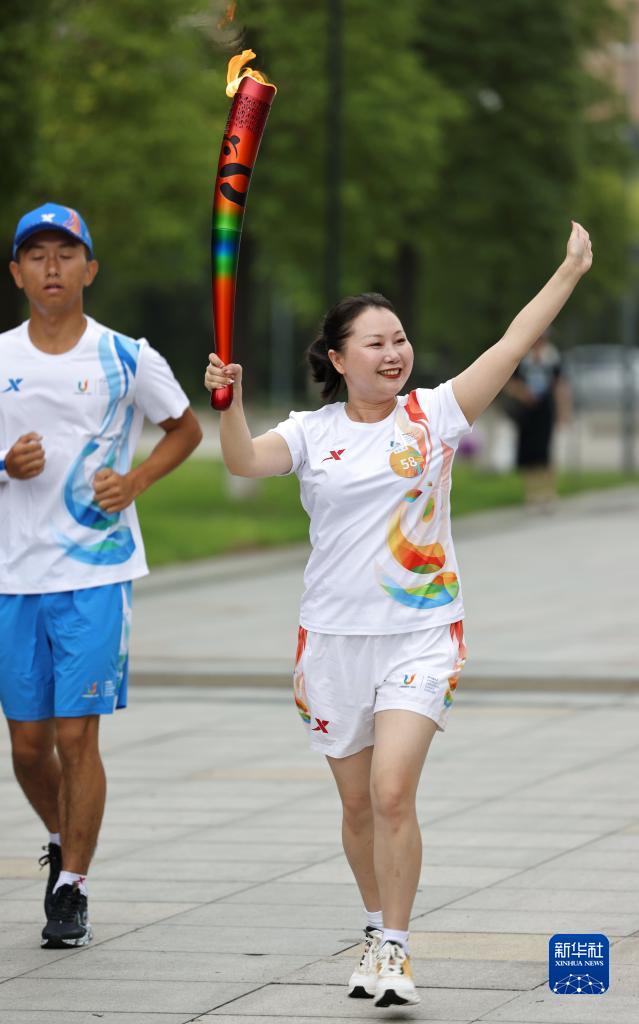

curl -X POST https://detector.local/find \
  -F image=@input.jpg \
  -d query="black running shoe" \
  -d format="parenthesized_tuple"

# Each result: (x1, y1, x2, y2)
(41, 883, 92, 949)
(38, 843, 62, 919)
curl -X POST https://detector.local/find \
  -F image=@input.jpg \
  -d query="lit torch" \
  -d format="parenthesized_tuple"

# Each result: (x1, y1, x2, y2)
(210, 49, 277, 410)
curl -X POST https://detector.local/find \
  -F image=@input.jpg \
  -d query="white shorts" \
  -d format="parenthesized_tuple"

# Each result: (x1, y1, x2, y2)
(293, 621, 467, 759)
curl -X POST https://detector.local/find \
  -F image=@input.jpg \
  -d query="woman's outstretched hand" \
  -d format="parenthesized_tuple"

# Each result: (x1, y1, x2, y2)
(565, 221, 592, 277)
(204, 353, 243, 402)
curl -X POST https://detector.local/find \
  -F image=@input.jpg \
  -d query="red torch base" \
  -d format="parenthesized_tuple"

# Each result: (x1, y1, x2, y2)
(211, 384, 234, 411)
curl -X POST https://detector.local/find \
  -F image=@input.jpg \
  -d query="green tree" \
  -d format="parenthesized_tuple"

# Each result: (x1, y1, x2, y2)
(2, 0, 633, 395)
(413, 0, 632, 367)
(237, 0, 462, 319)
(30, 0, 225, 317)
(0, 2, 48, 330)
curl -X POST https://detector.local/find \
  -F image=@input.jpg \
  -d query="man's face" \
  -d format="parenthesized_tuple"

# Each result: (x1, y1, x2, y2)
(9, 231, 98, 314)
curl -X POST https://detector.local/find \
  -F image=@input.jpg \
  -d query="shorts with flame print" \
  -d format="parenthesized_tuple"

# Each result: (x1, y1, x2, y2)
(293, 626, 311, 724)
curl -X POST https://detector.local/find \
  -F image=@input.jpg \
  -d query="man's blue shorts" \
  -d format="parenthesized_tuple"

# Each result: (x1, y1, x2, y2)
(0, 582, 132, 721)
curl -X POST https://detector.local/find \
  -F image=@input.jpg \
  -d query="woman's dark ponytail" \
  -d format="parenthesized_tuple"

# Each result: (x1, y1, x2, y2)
(307, 292, 396, 403)
(307, 330, 342, 402)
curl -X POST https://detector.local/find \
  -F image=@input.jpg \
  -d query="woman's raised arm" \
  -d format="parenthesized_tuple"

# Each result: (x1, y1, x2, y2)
(452, 222, 592, 425)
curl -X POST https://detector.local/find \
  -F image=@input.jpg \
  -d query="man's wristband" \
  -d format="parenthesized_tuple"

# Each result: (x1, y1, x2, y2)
(0, 450, 10, 483)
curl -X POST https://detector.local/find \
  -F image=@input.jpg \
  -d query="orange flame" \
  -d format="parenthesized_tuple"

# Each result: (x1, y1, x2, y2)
(226, 49, 273, 97)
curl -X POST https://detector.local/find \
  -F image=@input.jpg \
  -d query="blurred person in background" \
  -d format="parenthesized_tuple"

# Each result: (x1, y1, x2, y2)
(503, 328, 571, 510)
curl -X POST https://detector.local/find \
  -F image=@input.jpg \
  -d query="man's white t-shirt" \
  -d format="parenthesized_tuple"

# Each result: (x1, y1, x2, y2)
(0, 317, 189, 594)
(273, 381, 471, 635)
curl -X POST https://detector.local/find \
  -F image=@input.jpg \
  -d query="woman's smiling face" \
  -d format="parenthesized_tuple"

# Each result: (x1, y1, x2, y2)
(328, 306, 414, 402)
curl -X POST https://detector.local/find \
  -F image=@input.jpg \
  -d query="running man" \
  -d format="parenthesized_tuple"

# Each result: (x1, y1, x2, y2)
(0, 203, 202, 948)
(205, 222, 592, 1006)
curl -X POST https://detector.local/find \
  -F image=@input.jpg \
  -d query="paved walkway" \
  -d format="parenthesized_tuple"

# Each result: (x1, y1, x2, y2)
(0, 486, 637, 1022)
(1, 685, 638, 1022)
(130, 486, 639, 689)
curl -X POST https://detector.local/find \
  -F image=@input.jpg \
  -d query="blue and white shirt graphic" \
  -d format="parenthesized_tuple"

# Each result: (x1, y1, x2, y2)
(0, 317, 188, 593)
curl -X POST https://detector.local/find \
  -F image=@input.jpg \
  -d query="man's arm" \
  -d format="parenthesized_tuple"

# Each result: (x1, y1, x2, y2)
(93, 407, 202, 513)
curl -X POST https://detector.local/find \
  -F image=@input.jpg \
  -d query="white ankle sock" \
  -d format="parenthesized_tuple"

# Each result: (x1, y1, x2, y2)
(365, 909, 383, 931)
(382, 928, 409, 953)
(53, 871, 88, 896)
(48, 833, 61, 846)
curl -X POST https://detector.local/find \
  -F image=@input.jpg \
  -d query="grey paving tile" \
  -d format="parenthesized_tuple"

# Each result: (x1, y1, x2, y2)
(492, 866, 639, 892)
(143, 840, 341, 863)
(0, 899, 196, 925)
(420, 828, 598, 851)
(205, 982, 517, 1018)
(611, 964, 639, 994)
(282, 861, 521, 888)
(199, 826, 344, 846)
(537, 849, 639, 871)
(421, 846, 561, 868)
(411, 907, 637, 936)
(588, 834, 639, 851)
(198, 1019, 472, 1024)
(0, 922, 132, 950)
(26, 950, 313, 983)
(403, 932, 549, 962)
(0, 858, 41, 880)
(479, 988, 639, 1022)
(451, 887, 639, 913)
(222, 881, 468, 909)
(91, 824, 211, 842)
(102, 810, 244, 828)
(613, 937, 639, 964)
(105, 923, 359, 956)
(0, 979, 259, 1014)
(0, 1015, 192, 1024)
(425, 813, 635, 835)
(0, 879, 34, 896)
(0, 948, 80, 981)
(473, 798, 639, 821)
(15, 879, 247, 904)
(279, 956, 548, 991)
(169, 902, 370, 930)
(94, 858, 303, 883)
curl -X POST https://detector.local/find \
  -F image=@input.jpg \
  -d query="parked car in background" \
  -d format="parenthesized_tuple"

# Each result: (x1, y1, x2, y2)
(563, 344, 639, 409)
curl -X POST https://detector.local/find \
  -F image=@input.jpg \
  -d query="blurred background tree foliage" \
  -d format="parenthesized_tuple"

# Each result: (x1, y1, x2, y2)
(0, 0, 635, 396)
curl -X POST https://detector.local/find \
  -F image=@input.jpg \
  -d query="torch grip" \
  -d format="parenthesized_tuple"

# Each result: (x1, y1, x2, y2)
(210, 384, 234, 411)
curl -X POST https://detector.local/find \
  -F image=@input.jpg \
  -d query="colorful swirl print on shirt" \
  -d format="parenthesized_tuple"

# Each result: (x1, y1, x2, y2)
(378, 391, 459, 610)
(56, 332, 139, 565)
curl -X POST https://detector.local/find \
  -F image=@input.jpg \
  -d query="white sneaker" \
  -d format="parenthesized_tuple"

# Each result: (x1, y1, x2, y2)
(348, 927, 382, 998)
(374, 940, 420, 1007)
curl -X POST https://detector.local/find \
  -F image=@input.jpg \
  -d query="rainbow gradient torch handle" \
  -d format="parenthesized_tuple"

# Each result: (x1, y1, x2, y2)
(211, 51, 277, 410)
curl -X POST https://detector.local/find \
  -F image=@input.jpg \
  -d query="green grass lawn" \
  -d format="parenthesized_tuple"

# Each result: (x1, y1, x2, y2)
(136, 460, 638, 568)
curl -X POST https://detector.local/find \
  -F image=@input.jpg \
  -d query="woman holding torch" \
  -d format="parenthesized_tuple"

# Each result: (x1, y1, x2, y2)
(204, 221, 592, 1007)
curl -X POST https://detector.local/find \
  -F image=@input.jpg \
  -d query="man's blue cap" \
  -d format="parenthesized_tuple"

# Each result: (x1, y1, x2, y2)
(13, 203, 94, 259)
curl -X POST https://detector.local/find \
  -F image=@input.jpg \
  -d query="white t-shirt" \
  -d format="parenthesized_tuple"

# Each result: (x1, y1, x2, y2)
(273, 381, 471, 635)
(0, 317, 189, 594)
